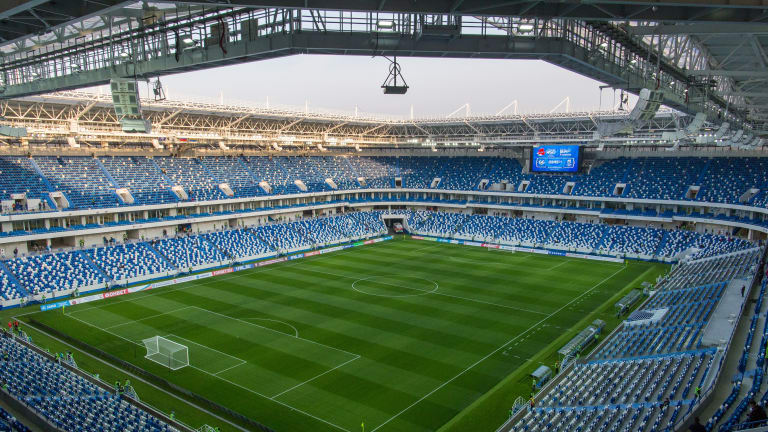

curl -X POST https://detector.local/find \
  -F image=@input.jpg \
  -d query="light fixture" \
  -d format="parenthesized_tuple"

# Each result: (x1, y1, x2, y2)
(182, 36, 195, 45)
(518, 23, 534, 32)
(377, 20, 395, 29)
(119, 51, 129, 58)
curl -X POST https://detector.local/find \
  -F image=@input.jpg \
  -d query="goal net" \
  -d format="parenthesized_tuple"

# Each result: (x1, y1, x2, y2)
(488, 245, 514, 253)
(142, 336, 189, 370)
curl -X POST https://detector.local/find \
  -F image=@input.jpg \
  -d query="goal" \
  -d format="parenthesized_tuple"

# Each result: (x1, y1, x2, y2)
(488, 245, 514, 253)
(142, 336, 189, 370)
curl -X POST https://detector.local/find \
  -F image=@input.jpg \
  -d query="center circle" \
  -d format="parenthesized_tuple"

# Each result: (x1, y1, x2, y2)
(351, 275, 438, 298)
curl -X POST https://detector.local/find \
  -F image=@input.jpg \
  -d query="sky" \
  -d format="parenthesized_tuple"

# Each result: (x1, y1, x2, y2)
(112, 55, 635, 118)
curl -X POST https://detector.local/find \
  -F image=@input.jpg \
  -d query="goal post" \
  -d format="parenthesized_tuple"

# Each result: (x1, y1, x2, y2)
(142, 336, 189, 370)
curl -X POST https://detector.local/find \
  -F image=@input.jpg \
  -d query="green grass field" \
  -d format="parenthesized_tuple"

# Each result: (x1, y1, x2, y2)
(23, 238, 667, 432)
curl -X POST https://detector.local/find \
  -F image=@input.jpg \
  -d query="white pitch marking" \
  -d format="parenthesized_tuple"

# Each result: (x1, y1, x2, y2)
(162, 333, 248, 375)
(242, 317, 299, 338)
(65, 308, 353, 432)
(299, 267, 550, 316)
(104, 306, 193, 330)
(547, 260, 570, 271)
(213, 361, 248, 376)
(369, 265, 628, 432)
(188, 306, 360, 359)
(271, 355, 360, 399)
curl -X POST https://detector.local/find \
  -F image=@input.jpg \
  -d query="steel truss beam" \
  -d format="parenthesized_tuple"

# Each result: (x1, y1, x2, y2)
(161, 1, 768, 23)
(0, 9, 748, 131)
(0, 95, 681, 149)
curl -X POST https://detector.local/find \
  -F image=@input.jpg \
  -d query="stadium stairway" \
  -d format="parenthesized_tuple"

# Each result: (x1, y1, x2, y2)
(93, 157, 120, 190)
(245, 228, 278, 253)
(654, 231, 671, 258)
(694, 158, 713, 193)
(27, 157, 55, 193)
(25, 157, 62, 211)
(0, 261, 28, 298)
(710, 280, 768, 431)
(195, 157, 221, 186)
(594, 228, 610, 251)
(619, 158, 636, 186)
(78, 250, 111, 284)
(148, 158, 179, 199)
(677, 262, 768, 431)
(287, 221, 314, 245)
(710, 322, 763, 428)
(145, 241, 179, 271)
(236, 156, 262, 189)
(341, 157, 364, 187)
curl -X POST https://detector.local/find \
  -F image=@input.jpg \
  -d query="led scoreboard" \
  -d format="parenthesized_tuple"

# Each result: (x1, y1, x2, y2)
(530, 145, 582, 173)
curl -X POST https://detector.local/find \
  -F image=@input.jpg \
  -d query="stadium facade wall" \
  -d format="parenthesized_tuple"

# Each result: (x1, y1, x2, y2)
(2, 193, 767, 253)
(6, 185, 768, 223)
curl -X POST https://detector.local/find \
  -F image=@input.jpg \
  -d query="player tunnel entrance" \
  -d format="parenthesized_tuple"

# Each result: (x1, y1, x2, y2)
(382, 215, 407, 234)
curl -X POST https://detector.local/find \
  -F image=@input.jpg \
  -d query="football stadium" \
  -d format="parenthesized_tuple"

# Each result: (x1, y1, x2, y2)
(0, 2, 767, 432)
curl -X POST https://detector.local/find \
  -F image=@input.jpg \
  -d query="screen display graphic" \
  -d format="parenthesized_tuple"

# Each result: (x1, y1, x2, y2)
(531, 145, 581, 173)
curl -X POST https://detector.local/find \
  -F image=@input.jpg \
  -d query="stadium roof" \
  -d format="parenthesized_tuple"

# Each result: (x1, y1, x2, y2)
(0, 90, 692, 151)
(0, 1, 766, 136)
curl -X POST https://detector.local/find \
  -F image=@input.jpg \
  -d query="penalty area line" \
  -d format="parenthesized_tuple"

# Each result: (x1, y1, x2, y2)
(271, 355, 361, 399)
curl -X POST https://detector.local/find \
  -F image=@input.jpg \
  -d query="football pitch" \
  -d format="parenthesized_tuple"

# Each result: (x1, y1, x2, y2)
(25, 238, 666, 432)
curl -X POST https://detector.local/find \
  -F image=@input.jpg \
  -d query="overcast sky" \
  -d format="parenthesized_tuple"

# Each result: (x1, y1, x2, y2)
(113, 55, 634, 117)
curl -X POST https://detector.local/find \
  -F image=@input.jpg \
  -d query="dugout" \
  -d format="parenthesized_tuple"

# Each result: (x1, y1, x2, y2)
(531, 365, 552, 388)
(558, 325, 601, 359)
(615, 290, 644, 316)
(592, 319, 606, 333)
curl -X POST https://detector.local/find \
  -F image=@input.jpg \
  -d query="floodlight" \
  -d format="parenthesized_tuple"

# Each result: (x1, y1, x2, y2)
(119, 51, 130, 58)
(377, 20, 395, 29)
(182, 36, 195, 44)
(518, 23, 534, 32)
